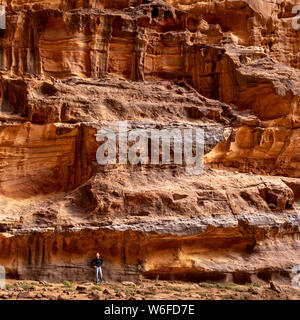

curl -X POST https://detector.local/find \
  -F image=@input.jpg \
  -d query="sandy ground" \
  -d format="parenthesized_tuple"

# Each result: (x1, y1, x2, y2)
(0, 279, 300, 300)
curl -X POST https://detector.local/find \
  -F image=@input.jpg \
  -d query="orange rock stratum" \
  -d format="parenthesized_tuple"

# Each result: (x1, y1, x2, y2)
(0, 0, 299, 285)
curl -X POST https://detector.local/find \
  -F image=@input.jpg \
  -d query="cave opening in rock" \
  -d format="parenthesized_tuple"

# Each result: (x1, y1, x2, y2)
(151, 6, 159, 19)
(232, 272, 252, 285)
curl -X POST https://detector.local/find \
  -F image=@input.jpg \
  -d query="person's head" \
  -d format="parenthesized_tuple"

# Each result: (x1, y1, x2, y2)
(96, 252, 100, 258)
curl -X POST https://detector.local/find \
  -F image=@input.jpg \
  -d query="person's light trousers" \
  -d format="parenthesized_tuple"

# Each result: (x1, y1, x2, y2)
(96, 267, 103, 283)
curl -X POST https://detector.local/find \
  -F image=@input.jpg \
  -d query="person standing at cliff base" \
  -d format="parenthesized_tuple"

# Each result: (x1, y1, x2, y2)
(91, 253, 104, 284)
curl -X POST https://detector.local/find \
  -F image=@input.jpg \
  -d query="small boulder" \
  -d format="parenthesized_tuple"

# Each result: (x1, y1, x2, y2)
(0, 293, 9, 300)
(34, 293, 43, 299)
(137, 288, 156, 295)
(76, 285, 88, 293)
(121, 281, 136, 287)
(116, 291, 126, 299)
(270, 281, 281, 293)
(88, 292, 102, 300)
(103, 288, 115, 296)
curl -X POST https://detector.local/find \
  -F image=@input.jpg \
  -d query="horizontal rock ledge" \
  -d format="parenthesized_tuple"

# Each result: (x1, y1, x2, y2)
(0, 213, 299, 283)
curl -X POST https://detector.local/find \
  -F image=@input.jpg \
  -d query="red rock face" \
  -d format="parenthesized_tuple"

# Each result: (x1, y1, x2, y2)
(0, 0, 299, 284)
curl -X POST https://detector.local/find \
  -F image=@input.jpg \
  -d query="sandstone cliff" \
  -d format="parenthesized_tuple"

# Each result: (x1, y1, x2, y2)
(0, 0, 299, 285)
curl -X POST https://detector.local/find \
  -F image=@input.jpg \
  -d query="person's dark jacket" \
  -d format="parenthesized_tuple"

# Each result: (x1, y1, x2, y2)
(91, 257, 103, 268)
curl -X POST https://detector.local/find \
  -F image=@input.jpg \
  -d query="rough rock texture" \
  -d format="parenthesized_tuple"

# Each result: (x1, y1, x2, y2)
(0, 0, 299, 285)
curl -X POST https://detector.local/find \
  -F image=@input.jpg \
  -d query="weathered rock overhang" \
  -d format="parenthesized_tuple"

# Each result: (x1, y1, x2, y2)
(0, 212, 300, 283)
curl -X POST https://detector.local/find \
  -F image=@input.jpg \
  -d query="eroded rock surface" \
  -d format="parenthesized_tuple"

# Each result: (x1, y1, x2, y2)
(0, 0, 299, 286)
